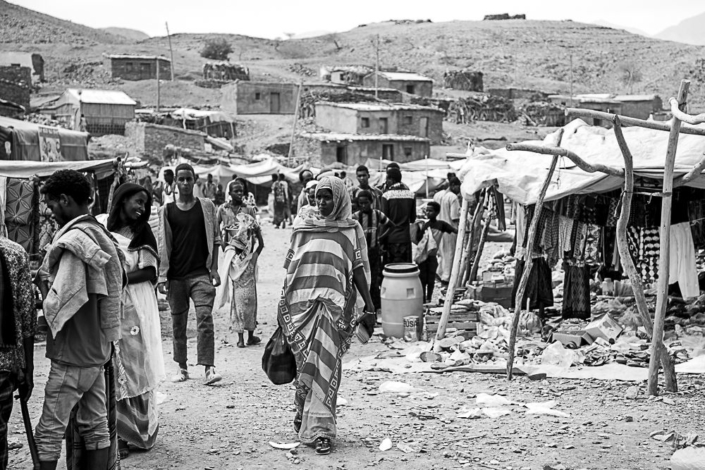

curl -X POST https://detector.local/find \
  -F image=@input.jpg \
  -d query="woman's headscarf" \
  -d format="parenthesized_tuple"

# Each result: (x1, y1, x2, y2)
(315, 176, 352, 221)
(107, 183, 158, 256)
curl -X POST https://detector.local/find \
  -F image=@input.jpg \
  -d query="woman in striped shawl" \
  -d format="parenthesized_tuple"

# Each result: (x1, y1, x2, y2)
(278, 176, 376, 455)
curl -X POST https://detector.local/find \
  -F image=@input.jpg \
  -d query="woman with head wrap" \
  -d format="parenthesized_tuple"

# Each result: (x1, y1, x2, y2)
(278, 176, 376, 455)
(106, 183, 165, 458)
(215, 180, 264, 348)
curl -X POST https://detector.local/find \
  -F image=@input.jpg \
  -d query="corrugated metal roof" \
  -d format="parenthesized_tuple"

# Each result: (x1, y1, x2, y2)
(104, 54, 171, 62)
(377, 71, 433, 82)
(316, 102, 443, 112)
(301, 132, 430, 143)
(66, 89, 137, 106)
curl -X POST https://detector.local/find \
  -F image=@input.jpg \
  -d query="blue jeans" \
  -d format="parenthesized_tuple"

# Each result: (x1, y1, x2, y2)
(167, 275, 216, 367)
(35, 362, 109, 462)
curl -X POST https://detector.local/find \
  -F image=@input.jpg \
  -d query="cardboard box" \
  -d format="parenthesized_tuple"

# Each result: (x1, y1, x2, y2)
(467, 283, 513, 308)
(553, 330, 594, 348)
(586, 314, 623, 343)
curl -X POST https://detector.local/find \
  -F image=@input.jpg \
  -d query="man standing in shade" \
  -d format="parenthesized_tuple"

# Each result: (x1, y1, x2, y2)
(381, 166, 416, 264)
(158, 163, 223, 386)
(438, 177, 462, 283)
(350, 165, 383, 212)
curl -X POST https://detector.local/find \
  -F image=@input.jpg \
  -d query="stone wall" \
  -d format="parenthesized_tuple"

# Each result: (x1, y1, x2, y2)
(126, 121, 206, 157)
(0, 66, 32, 110)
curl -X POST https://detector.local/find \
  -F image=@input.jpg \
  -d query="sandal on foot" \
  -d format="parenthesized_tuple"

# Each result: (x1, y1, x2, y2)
(204, 367, 222, 385)
(315, 438, 331, 455)
(293, 413, 302, 433)
(247, 335, 261, 346)
(171, 368, 189, 383)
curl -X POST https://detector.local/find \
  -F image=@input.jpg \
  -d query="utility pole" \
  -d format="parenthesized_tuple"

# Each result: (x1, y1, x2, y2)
(375, 34, 380, 99)
(569, 53, 574, 107)
(166, 22, 175, 80)
(287, 81, 304, 166)
(156, 59, 161, 112)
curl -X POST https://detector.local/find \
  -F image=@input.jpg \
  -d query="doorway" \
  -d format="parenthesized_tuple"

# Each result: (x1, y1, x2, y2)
(420, 117, 429, 137)
(270, 93, 281, 113)
(382, 144, 394, 160)
(379, 117, 388, 134)
(336, 145, 348, 164)
(406, 85, 415, 94)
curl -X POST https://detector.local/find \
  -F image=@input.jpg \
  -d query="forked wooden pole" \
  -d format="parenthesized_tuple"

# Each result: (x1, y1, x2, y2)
(435, 196, 471, 342)
(566, 108, 705, 136)
(468, 195, 494, 287)
(649, 81, 690, 395)
(505, 129, 564, 379)
(461, 190, 487, 285)
(612, 117, 675, 381)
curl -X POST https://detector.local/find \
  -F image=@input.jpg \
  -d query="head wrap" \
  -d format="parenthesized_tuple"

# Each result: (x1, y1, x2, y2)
(315, 176, 352, 221)
(305, 180, 318, 190)
(107, 183, 158, 256)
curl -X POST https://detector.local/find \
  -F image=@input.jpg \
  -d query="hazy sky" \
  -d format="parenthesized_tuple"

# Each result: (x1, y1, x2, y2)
(10, 0, 705, 39)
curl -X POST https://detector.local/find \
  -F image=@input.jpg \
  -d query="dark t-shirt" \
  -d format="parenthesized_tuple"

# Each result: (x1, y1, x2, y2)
(381, 187, 416, 244)
(167, 200, 209, 280)
(417, 219, 456, 246)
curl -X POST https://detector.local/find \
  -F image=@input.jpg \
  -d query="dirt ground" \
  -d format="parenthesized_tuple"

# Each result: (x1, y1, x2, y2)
(5, 219, 704, 470)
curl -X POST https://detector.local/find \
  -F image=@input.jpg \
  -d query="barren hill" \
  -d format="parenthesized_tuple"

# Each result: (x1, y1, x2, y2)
(0, 0, 126, 44)
(101, 27, 150, 42)
(655, 10, 705, 46)
(3, 2, 705, 111)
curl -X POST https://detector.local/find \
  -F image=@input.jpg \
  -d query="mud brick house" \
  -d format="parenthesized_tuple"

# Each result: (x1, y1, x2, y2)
(38, 89, 136, 135)
(362, 71, 433, 97)
(315, 102, 444, 144)
(106, 54, 172, 81)
(613, 95, 663, 120)
(0, 52, 44, 83)
(295, 132, 430, 167)
(0, 66, 32, 110)
(126, 121, 206, 158)
(221, 81, 298, 115)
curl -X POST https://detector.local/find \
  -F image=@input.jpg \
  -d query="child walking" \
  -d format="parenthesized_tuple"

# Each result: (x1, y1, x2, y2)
(415, 202, 457, 303)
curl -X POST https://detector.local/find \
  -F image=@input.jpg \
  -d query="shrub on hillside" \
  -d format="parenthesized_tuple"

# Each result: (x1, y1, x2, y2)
(201, 38, 233, 61)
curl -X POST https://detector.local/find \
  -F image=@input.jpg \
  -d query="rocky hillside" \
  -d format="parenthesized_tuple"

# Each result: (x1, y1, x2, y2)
(101, 27, 149, 42)
(3, 1, 705, 110)
(0, 0, 126, 44)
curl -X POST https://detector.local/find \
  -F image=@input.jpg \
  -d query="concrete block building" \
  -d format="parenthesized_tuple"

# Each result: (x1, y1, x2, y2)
(38, 89, 136, 135)
(126, 121, 206, 158)
(106, 55, 172, 81)
(315, 102, 444, 144)
(362, 71, 433, 97)
(222, 81, 297, 115)
(294, 132, 430, 167)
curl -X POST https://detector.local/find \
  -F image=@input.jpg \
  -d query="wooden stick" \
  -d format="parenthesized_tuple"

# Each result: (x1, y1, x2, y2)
(468, 195, 493, 287)
(566, 108, 705, 136)
(435, 197, 471, 342)
(649, 82, 690, 395)
(612, 117, 675, 376)
(505, 154, 559, 379)
(668, 97, 705, 125)
(461, 190, 487, 285)
(506, 143, 624, 177)
(674, 153, 705, 187)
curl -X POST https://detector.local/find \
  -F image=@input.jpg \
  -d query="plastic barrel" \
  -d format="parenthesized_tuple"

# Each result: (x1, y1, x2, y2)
(380, 263, 423, 338)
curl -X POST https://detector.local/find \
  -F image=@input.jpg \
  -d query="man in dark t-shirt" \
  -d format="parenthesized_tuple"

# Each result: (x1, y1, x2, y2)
(158, 163, 223, 386)
(381, 166, 416, 265)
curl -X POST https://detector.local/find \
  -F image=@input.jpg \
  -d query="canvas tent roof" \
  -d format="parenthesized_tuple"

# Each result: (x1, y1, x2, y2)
(0, 116, 89, 161)
(456, 119, 705, 204)
(0, 158, 116, 179)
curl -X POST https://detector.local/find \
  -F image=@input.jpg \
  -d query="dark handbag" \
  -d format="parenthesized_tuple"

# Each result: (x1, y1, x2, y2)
(262, 326, 297, 385)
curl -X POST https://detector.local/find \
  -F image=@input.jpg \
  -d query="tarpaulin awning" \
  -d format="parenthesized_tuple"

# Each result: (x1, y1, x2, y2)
(457, 119, 705, 204)
(0, 116, 89, 162)
(0, 158, 116, 179)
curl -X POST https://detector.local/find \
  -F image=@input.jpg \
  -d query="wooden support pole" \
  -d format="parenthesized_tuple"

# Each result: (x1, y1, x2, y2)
(612, 117, 675, 376)
(468, 195, 493, 287)
(435, 197, 471, 342)
(649, 81, 690, 395)
(668, 98, 705, 125)
(506, 143, 625, 177)
(566, 108, 705, 136)
(506, 155, 559, 379)
(674, 153, 705, 187)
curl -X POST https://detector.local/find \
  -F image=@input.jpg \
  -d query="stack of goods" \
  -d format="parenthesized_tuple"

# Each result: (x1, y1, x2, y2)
(426, 298, 478, 338)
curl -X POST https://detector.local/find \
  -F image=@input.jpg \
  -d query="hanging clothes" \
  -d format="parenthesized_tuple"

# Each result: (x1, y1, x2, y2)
(562, 262, 591, 320)
(4, 178, 35, 253)
(510, 257, 553, 312)
(669, 222, 699, 298)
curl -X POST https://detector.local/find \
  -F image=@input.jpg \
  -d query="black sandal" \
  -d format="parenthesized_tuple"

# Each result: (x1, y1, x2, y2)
(293, 413, 302, 433)
(315, 437, 331, 455)
(118, 439, 130, 459)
